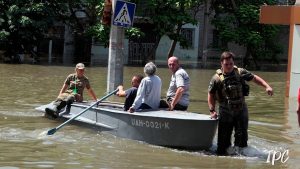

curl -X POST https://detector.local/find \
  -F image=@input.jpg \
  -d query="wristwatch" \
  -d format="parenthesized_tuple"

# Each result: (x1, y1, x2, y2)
(209, 109, 215, 112)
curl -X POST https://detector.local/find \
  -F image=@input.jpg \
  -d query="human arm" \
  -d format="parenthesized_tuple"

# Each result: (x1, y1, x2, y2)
(87, 88, 97, 101)
(58, 83, 68, 96)
(169, 86, 184, 111)
(169, 70, 189, 111)
(208, 92, 217, 119)
(208, 75, 218, 119)
(251, 75, 273, 96)
(116, 85, 126, 97)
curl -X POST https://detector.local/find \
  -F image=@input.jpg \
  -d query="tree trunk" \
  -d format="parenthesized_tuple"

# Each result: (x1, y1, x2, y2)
(250, 49, 260, 70)
(243, 47, 251, 68)
(167, 24, 183, 58)
(231, 0, 237, 10)
(146, 36, 161, 62)
(200, 0, 209, 68)
(244, 47, 260, 70)
(74, 34, 92, 64)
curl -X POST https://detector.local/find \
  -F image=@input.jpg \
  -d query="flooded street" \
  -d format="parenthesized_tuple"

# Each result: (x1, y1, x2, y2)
(0, 63, 299, 168)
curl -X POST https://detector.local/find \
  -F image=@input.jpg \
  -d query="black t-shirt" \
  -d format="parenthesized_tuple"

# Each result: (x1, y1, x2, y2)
(124, 87, 138, 111)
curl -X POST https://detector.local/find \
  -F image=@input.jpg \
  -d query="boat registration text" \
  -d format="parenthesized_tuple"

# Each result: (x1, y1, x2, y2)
(131, 118, 170, 129)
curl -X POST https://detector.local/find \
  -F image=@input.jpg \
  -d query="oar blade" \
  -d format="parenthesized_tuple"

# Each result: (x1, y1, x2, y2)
(47, 128, 57, 135)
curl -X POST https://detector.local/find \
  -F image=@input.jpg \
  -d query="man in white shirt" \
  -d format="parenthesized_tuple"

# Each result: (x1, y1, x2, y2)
(165, 56, 190, 111)
(128, 62, 162, 113)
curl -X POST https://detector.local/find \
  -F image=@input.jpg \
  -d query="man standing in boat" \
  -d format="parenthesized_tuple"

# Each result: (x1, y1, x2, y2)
(162, 56, 190, 111)
(128, 62, 162, 113)
(208, 51, 273, 155)
(116, 74, 143, 111)
(45, 63, 97, 118)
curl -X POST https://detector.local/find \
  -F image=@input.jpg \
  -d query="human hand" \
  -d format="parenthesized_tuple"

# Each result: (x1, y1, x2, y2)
(128, 107, 135, 113)
(117, 85, 123, 90)
(169, 104, 174, 111)
(116, 85, 123, 95)
(266, 86, 273, 96)
(210, 111, 218, 119)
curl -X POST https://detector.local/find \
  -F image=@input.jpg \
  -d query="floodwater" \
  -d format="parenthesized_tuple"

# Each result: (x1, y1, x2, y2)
(0, 63, 299, 168)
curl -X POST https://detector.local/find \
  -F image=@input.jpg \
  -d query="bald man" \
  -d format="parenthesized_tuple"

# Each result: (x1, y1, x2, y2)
(165, 56, 190, 111)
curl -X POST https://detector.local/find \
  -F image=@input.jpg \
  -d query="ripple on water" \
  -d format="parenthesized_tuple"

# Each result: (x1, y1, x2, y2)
(0, 110, 43, 117)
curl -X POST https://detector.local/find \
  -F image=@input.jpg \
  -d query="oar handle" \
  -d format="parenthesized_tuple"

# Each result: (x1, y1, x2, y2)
(47, 88, 119, 135)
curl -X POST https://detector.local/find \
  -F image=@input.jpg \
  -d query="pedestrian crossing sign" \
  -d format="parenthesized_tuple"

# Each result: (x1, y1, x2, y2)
(113, 0, 136, 28)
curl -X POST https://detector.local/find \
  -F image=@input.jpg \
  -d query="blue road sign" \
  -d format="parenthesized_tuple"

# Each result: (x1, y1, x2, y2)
(113, 0, 136, 28)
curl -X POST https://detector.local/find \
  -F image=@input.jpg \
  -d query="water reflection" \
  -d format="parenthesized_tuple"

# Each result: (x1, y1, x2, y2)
(0, 63, 298, 168)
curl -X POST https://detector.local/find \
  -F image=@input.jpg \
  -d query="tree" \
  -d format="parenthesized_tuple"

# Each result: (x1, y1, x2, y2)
(0, 0, 56, 53)
(210, 0, 289, 69)
(0, 0, 202, 64)
(135, 0, 203, 60)
(0, 0, 143, 63)
(166, 0, 203, 58)
(52, 0, 143, 62)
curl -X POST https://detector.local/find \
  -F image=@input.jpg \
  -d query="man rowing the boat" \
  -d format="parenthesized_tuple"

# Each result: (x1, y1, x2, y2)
(45, 63, 97, 118)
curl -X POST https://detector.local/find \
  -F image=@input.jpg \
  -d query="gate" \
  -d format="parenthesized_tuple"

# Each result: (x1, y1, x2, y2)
(128, 42, 155, 65)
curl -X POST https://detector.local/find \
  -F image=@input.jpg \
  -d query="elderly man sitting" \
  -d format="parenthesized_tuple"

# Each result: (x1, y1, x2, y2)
(128, 62, 162, 113)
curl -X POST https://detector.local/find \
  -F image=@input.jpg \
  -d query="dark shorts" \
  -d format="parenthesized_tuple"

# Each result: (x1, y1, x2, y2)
(159, 98, 188, 111)
(138, 103, 152, 110)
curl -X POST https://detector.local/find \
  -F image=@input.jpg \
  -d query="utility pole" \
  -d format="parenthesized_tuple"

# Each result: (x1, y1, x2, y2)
(107, 0, 124, 93)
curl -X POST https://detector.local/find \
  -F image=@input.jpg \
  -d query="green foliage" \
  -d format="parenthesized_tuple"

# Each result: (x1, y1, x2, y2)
(210, 0, 283, 66)
(125, 27, 145, 39)
(0, 30, 9, 40)
(88, 0, 202, 52)
(145, 0, 200, 40)
(86, 23, 110, 47)
(0, 0, 57, 50)
(0, 0, 202, 56)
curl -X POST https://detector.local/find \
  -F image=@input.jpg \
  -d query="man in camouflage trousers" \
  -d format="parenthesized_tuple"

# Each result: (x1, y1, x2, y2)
(45, 63, 97, 118)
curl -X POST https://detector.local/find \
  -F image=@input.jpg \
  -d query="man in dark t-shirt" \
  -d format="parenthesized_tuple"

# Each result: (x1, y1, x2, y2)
(117, 75, 143, 111)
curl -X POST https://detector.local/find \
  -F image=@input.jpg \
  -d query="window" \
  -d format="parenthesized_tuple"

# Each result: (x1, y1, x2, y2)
(180, 28, 194, 49)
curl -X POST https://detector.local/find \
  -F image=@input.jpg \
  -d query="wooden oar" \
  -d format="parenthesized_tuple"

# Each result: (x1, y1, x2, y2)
(47, 88, 119, 135)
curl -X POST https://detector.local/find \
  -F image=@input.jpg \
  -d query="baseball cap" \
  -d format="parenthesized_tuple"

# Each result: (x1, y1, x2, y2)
(76, 63, 85, 69)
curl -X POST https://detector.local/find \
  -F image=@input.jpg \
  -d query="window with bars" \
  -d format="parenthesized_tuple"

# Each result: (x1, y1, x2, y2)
(180, 28, 194, 49)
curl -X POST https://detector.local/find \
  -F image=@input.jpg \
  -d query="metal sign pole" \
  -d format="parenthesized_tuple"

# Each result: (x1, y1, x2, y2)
(107, 0, 124, 93)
